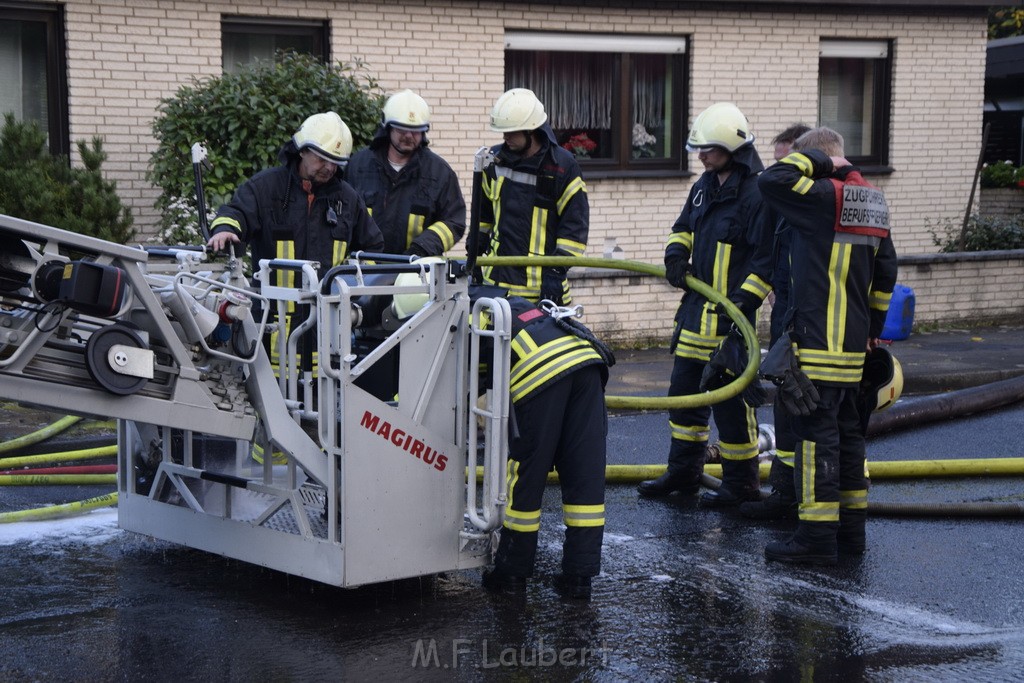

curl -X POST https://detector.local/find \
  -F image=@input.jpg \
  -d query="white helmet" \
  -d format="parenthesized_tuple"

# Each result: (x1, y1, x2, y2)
(293, 111, 353, 163)
(489, 88, 547, 133)
(383, 90, 430, 132)
(392, 258, 444, 319)
(861, 347, 904, 412)
(686, 102, 754, 153)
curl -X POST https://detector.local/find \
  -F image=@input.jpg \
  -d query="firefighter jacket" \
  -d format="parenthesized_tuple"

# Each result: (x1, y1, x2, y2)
(757, 149, 898, 387)
(480, 123, 589, 303)
(507, 297, 608, 405)
(210, 140, 384, 281)
(665, 143, 774, 362)
(345, 127, 466, 256)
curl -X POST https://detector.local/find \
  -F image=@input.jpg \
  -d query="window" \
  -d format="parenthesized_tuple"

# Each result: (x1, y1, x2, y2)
(504, 32, 688, 176)
(222, 17, 329, 73)
(818, 40, 892, 169)
(0, 5, 68, 156)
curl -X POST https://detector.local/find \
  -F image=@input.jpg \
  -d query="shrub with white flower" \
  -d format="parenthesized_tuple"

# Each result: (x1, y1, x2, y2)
(153, 196, 213, 246)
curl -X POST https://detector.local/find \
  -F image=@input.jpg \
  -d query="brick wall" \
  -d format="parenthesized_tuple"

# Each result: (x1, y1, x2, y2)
(978, 187, 1024, 219)
(569, 251, 1024, 347)
(58, 0, 989, 345)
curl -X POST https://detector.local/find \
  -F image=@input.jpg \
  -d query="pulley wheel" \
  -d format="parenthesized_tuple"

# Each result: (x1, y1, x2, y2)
(85, 324, 149, 395)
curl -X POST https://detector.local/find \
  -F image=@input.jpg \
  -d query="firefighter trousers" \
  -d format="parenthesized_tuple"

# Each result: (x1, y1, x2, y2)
(496, 365, 607, 578)
(790, 386, 868, 526)
(666, 355, 759, 485)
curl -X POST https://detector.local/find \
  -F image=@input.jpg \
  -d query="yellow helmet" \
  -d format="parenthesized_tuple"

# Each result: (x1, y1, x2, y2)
(686, 102, 754, 153)
(383, 90, 431, 132)
(861, 347, 903, 412)
(293, 111, 352, 163)
(489, 88, 547, 133)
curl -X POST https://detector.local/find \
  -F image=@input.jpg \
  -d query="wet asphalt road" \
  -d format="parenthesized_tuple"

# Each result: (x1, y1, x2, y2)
(2, 403, 1024, 681)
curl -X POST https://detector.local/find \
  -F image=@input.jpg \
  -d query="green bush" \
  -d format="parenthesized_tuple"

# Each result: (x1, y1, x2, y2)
(980, 160, 1024, 188)
(931, 214, 1024, 252)
(148, 51, 384, 244)
(0, 113, 135, 244)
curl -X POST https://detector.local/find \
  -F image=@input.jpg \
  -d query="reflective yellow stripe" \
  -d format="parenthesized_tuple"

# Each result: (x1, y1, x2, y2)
(798, 440, 840, 522)
(782, 151, 814, 176)
(777, 449, 795, 469)
(869, 288, 892, 311)
(556, 175, 586, 214)
(426, 220, 456, 251)
(826, 243, 851, 352)
(798, 348, 865, 384)
(669, 421, 710, 444)
(406, 214, 425, 249)
(666, 232, 693, 251)
(556, 237, 586, 257)
(563, 503, 604, 528)
(740, 273, 771, 300)
(840, 489, 868, 510)
(673, 328, 721, 362)
(792, 176, 814, 195)
(504, 460, 541, 532)
(800, 502, 839, 522)
(210, 217, 242, 233)
(333, 240, 348, 264)
(510, 341, 602, 402)
(718, 440, 758, 461)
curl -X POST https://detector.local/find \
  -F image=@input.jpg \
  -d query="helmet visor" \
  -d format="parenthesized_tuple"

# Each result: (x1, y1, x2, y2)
(686, 143, 728, 154)
(305, 145, 348, 167)
(390, 122, 429, 133)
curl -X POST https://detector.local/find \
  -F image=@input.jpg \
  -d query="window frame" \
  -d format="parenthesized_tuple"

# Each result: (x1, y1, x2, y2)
(0, 2, 69, 157)
(221, 16, 330, 72)
(818, 38, 894, 173)
(503, 32, 690, 179)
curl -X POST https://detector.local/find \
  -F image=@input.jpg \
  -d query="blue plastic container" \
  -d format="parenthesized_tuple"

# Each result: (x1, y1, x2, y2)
(881, 284, 915, 341)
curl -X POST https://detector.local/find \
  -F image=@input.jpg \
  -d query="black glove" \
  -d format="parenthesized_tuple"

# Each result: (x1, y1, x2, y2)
(699, 328, 768, 407)
(403, 242, 429, 258)
(715, 291, 760, 317)
(476, 231, 493, 257)
(776, 364, 820, 416)
(760, 331, 820, 416)
(541, 268, 566, 303)
(665, 259, 690, 290)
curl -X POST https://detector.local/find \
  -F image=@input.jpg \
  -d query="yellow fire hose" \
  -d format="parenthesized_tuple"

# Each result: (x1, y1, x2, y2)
(472, 458, 1024, 484)
(0, 492, 118, 523)
(0, 474, 117, 486)
(0, 415, 83, 454)
(475, 256, 760, 411)
(0, 444, 117, 470)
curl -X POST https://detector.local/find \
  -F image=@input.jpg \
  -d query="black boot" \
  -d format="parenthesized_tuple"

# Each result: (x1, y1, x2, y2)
(482, 568, 528, 593)
(739, 489, 797, 519)
(637, 470, 700, 497)
(701, 457, 761, 507)
(765, 521, 838, 566)
(638, 442, 704, 497)
(553, 574, 592, 600)
(739, 458, 797, 519)
(837, 508, 867, 554)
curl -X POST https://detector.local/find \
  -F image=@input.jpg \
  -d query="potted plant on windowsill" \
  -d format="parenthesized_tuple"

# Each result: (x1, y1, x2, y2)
(563, 133, 597, 160)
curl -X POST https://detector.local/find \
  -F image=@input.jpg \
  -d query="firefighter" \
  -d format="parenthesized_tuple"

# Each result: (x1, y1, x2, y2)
(207, 111, 383, 272)
(345, 90, 467, 257)
(482, 297, 612, 600)
(206, 112, 384, 377)
(757, 126, 898, 564)
(479, 88, 589, 305)
(740, 123, 811, 522)
(637, 102, 774, 506)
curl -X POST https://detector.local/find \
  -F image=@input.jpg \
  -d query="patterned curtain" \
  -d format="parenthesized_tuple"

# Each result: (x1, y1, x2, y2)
(507, 51, 612, 130)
